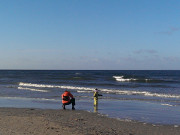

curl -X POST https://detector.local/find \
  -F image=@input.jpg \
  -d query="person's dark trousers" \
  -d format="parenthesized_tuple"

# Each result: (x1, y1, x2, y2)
(63, 98, 75, 109)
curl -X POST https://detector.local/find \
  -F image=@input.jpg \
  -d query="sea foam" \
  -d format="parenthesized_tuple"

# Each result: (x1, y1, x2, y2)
(19, 82, 180, 99)
(18, 86, 49, 93)
(113, 76, 137, 82)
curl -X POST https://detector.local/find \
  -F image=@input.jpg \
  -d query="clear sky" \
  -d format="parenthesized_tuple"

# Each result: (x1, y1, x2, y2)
(0, 0, 180, 70)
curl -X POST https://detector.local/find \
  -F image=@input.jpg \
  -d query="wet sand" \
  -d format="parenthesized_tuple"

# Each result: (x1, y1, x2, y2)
(0, 108, 179, 135)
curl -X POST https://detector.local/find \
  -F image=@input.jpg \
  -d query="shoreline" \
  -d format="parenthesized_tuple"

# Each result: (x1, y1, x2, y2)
(0, 107, 180, 135)
(1, 97, 180, 125)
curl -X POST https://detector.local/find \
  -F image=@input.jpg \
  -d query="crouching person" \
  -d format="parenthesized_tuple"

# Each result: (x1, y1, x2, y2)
(62, 90, 75, 110)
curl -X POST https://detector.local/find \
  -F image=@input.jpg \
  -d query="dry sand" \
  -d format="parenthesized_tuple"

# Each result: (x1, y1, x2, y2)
(0, 108, 179, 135)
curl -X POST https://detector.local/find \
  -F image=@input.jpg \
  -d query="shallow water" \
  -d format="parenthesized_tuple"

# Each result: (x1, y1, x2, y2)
(1, 97, 180, 125)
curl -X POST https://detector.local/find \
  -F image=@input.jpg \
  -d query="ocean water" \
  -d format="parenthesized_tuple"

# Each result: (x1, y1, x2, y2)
(0, 70, 180, 125)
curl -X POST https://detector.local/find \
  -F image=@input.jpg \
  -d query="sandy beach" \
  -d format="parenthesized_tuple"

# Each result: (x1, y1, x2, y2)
(0, 108, 179, 135)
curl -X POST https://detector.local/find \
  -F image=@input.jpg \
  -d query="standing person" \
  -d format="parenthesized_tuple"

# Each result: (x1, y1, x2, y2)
(62, 90, 75, 110)
(93, 88, 102, 107)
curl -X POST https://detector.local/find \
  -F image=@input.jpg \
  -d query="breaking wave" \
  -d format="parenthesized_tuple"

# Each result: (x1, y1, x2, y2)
(0, 96, 58, 101)
(113, 76, 137, 82)
(19, 82, 180, 99)
(113, 76, 152, 82)
(161, 103, 174, 107)
(18, 86, 49, 93)
(19, 82, 92, 90)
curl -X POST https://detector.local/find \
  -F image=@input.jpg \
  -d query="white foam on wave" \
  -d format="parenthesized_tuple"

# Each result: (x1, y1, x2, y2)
(18, 86, 49, 93)
(161, 103, 174, 107)
(19, 82, 93, 90)
(113, 76, 152, 82)
(0, 96, 58, 101)
(100, 88, 180, 98)
(77, 90, 92, 93)
(19, 82, 180, 99)
(113, 76, 137, 82)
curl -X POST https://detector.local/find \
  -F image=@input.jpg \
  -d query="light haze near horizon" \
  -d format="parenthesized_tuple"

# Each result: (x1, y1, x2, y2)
(0, 0, 180, 70)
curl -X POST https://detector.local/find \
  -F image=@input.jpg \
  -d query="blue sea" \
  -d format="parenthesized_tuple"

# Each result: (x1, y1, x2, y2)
(0, 70, 180, 125)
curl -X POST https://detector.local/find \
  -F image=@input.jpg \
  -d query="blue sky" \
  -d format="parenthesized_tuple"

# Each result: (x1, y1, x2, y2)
(0, 0, 180, 70)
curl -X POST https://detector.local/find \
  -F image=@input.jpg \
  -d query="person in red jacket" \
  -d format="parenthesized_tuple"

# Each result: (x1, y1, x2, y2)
(61, 90, 75, 110)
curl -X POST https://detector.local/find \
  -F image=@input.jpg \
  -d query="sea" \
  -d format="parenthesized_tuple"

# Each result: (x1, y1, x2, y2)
(0, 70, 180, 125)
